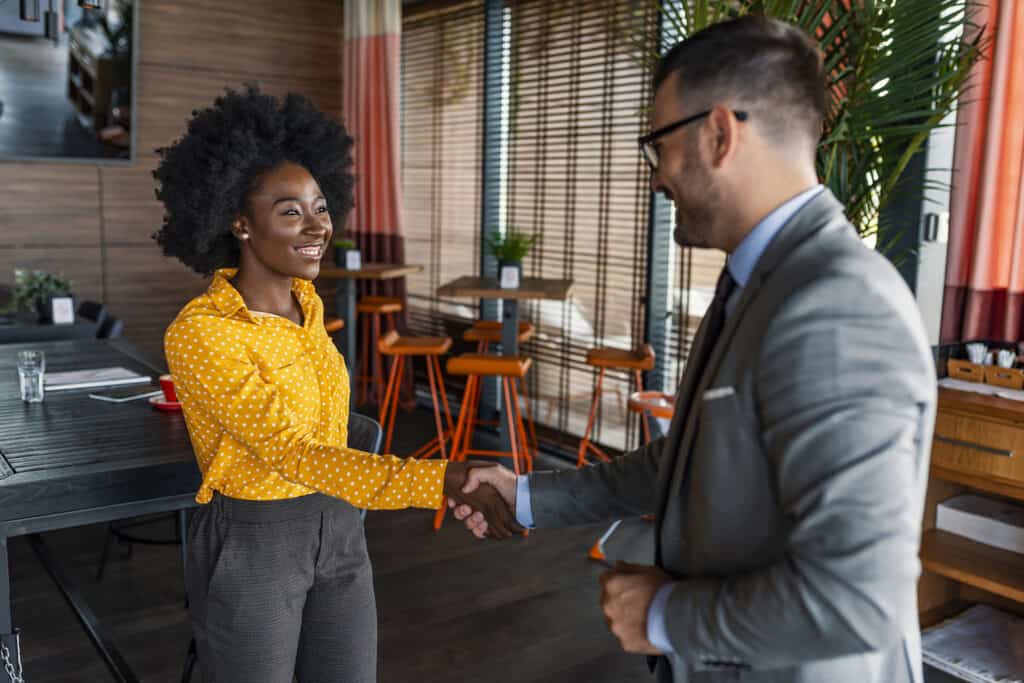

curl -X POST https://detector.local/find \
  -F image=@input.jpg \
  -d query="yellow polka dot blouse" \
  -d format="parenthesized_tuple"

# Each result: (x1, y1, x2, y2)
(164, 268, 447, 509)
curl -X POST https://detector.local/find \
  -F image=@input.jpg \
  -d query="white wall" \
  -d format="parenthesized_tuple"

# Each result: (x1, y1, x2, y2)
(915, 108, 957, 346)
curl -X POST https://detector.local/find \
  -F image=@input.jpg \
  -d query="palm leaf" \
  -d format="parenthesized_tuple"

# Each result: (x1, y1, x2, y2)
(624, 0, 987, 247)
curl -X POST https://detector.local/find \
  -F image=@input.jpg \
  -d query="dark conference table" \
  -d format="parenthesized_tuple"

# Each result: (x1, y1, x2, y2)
(0, 317, 99, 345)
(0, 339, 201, 682)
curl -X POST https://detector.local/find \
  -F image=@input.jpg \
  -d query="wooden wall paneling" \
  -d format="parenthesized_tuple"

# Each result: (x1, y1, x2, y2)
(0, 247, 104, 302)
(138, 0, 342, 82)
(0, 165, 101, 247)
(99, 166, 163, 246)
(103, 245, 207, 363)
(133, 66, 343, 163)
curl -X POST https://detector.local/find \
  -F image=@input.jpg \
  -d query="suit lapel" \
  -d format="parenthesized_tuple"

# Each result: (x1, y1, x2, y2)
(653, 189, 847, 565)
(652, 312, 713, 548)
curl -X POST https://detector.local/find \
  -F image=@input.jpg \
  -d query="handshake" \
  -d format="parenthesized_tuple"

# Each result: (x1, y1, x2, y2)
(441, 462, 520, 538)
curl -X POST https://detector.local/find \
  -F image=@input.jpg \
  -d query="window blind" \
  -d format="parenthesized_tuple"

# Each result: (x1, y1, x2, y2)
(504, 0, 658, 453)
(401, 1, 486, 336)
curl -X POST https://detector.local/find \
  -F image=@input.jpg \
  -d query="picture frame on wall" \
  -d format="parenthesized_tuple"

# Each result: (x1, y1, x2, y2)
(49, 295, 76, 325)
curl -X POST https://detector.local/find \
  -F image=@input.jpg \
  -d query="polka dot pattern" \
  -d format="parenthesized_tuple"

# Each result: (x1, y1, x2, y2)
(164, 268, 447, 509)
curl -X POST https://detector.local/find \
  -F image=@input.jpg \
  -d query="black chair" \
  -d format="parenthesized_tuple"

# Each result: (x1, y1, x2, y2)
(77, 300, 108, 326)
(97, 316, 124, 339)
(179, 413, 383, 682)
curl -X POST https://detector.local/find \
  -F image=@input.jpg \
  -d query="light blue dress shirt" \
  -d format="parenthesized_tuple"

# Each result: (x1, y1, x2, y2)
(515, 184, 824, 653)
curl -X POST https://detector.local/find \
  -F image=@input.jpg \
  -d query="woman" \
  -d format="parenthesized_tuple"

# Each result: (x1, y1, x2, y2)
(155, 86, 520, 682)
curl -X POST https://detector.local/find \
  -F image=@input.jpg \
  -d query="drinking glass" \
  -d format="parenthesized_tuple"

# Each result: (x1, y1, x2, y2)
(17, 350, 45, 403)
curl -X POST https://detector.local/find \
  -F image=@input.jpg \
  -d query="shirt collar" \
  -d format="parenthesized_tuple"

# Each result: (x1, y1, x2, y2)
(207, 268, 316, 323)
(727, 184, 824, 288)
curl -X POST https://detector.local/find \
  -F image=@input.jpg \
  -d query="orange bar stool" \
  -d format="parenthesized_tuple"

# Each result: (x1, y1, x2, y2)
(463, 320, 535, 352)
(461, 319, 538, 450)
(377, 330, 454, 459)
(576, 344, 656, 467)
(356, 295, 403, 405)
(433, 353, 533, 530)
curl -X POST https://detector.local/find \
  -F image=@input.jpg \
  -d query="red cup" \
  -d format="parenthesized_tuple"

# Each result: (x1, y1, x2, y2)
(159, 374, 178, 403)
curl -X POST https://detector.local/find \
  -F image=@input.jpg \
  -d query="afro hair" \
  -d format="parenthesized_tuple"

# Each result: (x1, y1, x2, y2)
(153, 84, 354, 275)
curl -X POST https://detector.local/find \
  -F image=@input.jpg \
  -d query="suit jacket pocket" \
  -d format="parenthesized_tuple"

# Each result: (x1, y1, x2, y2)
(685, 389, 784, 574)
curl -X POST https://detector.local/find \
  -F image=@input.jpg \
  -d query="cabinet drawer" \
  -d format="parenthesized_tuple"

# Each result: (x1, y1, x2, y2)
(932, 411, 1024, 484)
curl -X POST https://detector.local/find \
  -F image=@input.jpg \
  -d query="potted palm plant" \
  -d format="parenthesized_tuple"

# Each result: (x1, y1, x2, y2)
(12, 269, 74, 323)
(333, 238, 361, 270)
(620, 0, 985, 250)
(488, 231, 537, 289)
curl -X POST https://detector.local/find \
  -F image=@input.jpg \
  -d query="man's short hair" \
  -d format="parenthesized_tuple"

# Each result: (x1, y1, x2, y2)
(654, 16, 826, 149)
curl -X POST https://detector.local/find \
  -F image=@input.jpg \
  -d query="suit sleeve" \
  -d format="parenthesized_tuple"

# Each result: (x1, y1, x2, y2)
(660, 272, 936, 670)
(528, 435, 667, 527)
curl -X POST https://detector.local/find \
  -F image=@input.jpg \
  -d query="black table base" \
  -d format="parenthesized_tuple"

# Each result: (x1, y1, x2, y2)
(1, 496, 195, 682)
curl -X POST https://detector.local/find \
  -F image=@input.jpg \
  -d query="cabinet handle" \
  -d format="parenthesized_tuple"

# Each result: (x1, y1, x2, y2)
(934, 434, 1013, 458)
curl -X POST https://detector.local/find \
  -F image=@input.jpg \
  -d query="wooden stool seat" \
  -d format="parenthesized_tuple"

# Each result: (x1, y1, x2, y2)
(378, 330, 452, 356)
(357, 296, 403, 315)
(585, 344, 656, 371)
(377, 330, 455, 459)
(627, 391, 675, 420)
(463, 320, 535, 345)
(324, 317, 345, 333)
(577, 344, 656, 467)
(446, 354, 532, 378)
(356, 296, 404, 404)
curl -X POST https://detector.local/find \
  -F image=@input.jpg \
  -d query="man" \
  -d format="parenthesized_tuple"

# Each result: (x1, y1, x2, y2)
(453, 15, 936, 683)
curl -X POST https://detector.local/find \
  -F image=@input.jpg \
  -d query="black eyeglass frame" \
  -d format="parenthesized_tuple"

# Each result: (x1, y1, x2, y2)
(637, 109, 749, 170)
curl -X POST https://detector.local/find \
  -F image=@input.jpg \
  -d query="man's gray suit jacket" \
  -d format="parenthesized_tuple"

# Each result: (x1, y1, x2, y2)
(528, 189, 937, 683)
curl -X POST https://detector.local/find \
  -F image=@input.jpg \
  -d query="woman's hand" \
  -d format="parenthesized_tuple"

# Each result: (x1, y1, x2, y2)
(443, 462, 524, 539)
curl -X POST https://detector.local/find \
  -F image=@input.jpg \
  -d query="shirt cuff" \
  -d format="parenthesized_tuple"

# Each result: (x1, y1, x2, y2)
(515, 475, 535, 529)
(647, 581, 677, 654)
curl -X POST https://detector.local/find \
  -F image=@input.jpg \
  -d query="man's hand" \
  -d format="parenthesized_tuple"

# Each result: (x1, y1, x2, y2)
(599, 562, 670, 655)
(443, 462, 522, 539)
(447, 463, 517, 539)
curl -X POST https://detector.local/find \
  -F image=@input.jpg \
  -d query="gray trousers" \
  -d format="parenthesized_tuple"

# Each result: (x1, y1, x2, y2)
(186, 492, 377, 683)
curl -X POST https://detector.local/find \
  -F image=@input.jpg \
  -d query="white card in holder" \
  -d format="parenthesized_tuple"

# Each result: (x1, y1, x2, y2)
(345, 250, 362, 270)
(499, 265, 520, 289)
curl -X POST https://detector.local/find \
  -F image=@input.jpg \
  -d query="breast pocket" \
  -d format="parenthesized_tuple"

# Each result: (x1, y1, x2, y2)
(690, 389, 783, 571)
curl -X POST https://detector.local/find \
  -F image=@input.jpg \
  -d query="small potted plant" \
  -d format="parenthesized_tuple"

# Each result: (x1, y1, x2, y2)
(333, 238, 361, 270)
(12, 269, 74, 323)
(488, 231, 536, 289)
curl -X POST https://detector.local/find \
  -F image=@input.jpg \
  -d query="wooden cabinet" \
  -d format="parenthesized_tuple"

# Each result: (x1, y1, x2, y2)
(919, 388, 1024, 627)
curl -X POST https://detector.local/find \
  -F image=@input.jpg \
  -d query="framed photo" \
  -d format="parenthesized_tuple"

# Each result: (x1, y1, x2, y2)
(49, 295, 75, 325)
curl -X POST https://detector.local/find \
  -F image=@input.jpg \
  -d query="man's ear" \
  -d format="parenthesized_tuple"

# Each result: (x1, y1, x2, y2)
(706, 104, 740, 169)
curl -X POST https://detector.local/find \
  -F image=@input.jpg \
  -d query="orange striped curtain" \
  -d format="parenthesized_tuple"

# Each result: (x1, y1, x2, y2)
(942, 0, 1024, 343)
(343, 0, 406, 300)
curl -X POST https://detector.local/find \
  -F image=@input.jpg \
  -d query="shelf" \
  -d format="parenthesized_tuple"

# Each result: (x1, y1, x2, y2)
(931, 464, 1024, 501)
(919, 600, 970, 629)
(921, 529, 1024, 603)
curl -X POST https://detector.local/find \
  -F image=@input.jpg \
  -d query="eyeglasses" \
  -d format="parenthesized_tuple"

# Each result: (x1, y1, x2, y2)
(638, 109, 749, 171)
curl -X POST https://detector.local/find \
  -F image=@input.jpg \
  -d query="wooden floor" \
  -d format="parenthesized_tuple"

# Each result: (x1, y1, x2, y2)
(7, 407, 649, 682)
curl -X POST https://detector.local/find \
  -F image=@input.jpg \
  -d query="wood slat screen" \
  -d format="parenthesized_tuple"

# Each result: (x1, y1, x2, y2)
(504, 0, 658, 452)
(401, 1, 486, 337)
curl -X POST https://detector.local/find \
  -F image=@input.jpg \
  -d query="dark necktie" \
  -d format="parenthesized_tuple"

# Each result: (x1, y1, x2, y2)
(691, 266, 737, 377)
